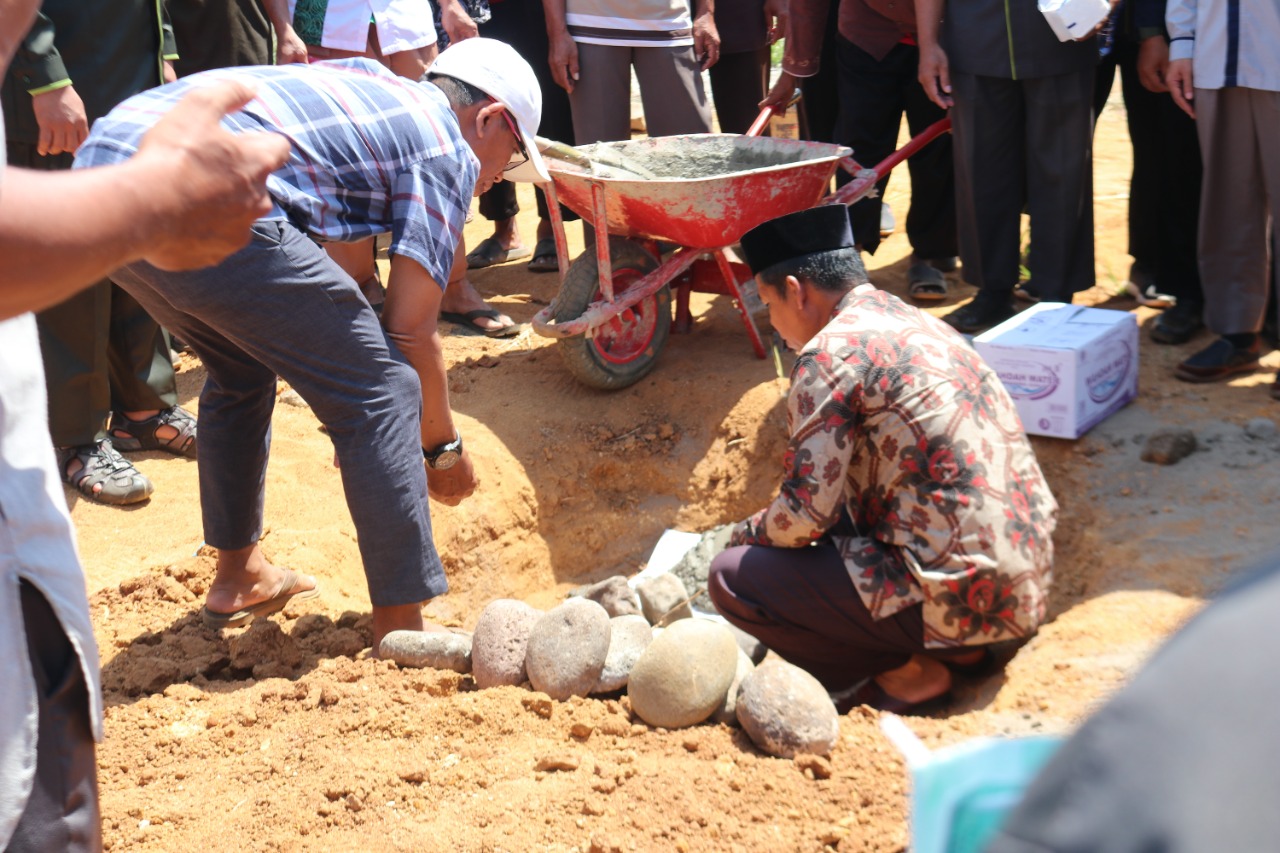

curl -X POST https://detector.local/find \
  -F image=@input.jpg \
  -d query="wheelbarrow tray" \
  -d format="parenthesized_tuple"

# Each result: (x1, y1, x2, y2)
(546, 134, 853, 250)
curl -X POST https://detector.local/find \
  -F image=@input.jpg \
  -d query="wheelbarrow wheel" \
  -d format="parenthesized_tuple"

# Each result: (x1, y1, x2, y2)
(552, 238, 669, 390)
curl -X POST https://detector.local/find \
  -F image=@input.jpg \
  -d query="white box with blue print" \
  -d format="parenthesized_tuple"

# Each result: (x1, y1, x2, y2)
(974, 302, 1138, 440)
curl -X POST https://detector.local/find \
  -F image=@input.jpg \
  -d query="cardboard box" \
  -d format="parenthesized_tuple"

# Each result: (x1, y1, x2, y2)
(974, 303, 1138, 439)
(1038, 0, 1110, 41)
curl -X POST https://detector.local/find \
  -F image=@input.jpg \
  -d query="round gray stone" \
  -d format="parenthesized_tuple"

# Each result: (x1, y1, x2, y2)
(591, 615, 654, 694)
(471, 599, 542, 689)
(525, 599, 611, 701)
(1245, 417, 1278, 441)
(574, 575, 643, 618)
(710, 648, 755, 726)
(636, 572, 693, 626)
(628, 618, 739, 729)
(379, 630, 472, 673)
(736, 660, 840, 758)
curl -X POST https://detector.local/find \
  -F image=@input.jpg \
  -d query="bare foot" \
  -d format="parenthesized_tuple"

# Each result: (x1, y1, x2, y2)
(206, 543, 317, 614)
(490, 216, 524, 252)
(873, 654, 953, 704)
(441, 246, 515, 334)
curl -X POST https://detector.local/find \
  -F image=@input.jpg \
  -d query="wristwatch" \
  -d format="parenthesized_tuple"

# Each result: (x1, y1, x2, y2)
(423, 433, 463, 470)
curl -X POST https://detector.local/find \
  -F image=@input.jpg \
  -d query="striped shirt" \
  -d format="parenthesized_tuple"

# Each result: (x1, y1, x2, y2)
(566, 0, 693, 47)
(1167, 0, 1280, 91)
(75, 59, 479, 287)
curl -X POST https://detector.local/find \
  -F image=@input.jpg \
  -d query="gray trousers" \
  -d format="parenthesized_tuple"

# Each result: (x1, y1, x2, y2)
(949, 69, 1096, 301)
(1195, 87, 1280, 336)
(567, 42, 712, 145)
(110, 221, 448, 608)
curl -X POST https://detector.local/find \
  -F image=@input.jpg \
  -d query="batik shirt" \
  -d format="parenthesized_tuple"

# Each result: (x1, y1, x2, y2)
(732, 285, 1057, 649)
(75, 59, 478, 289)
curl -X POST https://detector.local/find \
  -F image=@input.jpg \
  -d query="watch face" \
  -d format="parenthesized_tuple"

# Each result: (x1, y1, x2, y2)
(432, 449, 461, 470)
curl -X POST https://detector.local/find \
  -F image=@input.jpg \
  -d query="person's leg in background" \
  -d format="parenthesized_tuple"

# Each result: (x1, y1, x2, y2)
(7, 581, 102, 853)
(900, 47, 959, 284)
(942, 72, 1027, 333)
(632, 43, 713, 137)
(708, 47, 770, 134)
(1255, 89, 1280, 397)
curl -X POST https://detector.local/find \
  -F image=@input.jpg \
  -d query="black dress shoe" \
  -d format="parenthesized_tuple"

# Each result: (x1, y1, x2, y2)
(1174, 337, 1262, 382)
(1150, 302, 1204, 345)
(942, 292, 1016, 334)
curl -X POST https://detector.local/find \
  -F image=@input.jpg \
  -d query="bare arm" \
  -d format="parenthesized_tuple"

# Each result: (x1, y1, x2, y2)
(915, 0, 952, 108)
(542, 0, 579, 93)
(692, 0, 720, 70)
(260, 0, 308, 62)
(382, 254, 478, 506)
(0, 82, 289, 320)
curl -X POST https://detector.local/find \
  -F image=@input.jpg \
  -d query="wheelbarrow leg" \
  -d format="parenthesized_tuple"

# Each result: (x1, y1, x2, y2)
(714, 250, 766, 359)
(673, 275, 693, 334)
(543, 182, 571, 280)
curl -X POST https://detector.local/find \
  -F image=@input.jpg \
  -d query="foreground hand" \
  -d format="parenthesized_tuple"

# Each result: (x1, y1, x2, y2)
(548, 30, 580, 93)
(32, 85, 88, 156)
(763, 0, 788, 44)
(917, 43, 953, 109)
(1165, 58, 1195, 118)
(135, 81, 290, 270)
(693, 12, 720, 70)
(1136, 36, 1170, 92)
(163, 60, 177, 84)
(427, 450, 477, 506)
(760, 71, 798, 116)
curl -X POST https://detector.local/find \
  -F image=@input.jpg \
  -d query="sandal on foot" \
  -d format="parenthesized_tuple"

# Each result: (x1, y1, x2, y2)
(59, 440, 153, 506)
(441, 308, 521, 338)
(528, 237, 559, 273)
(907, 262, 948, 302)
(201, 568, 320, 629)
(110, 405, 198, 458)
(465, 237, 531, 269)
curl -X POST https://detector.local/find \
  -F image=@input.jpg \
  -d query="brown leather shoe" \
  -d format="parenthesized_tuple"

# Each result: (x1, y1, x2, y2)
(1174, 337, 1262, 383)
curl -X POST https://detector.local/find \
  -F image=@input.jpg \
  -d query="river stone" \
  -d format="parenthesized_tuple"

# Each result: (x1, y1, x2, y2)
(471, 599, 542, 688)
(636, 572, 693, 626)
(628, 618, 739, 728)
(711, 648, 755, 726)
(736, 660, 840, 758)
(591, 615, 654, 694)
(1245, 417, 1278, 441)
(379, 630, 472, 673)
(575, 575, 643, 618)
(1140, 428, 1197, 465)
(525, 599, 611, 701)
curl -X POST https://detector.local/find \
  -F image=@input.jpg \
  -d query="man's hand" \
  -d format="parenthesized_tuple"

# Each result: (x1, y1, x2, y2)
(764, 0, 788, 44)
(133, 81, 290, 270)
(918, 43, 953, 109)
(439, 0, 479, 43)
(32, 84, 88, 156)
(1136, 36, 1170, 92)
(276, 24, 309, 63)
(760, 71, 798, 115)
(1165, 57, 1195, 118)
(693, 11, 720, 70)
(426, 450, 478, 506)
(548, 29, 579, 93)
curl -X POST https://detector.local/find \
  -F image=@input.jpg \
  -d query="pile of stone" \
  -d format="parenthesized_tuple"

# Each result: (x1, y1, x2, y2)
(379, 571, 839, 758)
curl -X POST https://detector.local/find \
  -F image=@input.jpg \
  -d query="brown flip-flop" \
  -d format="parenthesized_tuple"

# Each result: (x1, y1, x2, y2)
(201, 568, 319, 630)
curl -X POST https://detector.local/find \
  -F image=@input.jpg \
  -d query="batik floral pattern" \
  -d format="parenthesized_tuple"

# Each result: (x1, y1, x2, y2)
(733, 288, 1057, 647)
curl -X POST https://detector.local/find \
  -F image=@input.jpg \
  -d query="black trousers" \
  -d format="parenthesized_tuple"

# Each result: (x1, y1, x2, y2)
(1093, 36, 1203, 307)
(835, 37, 956, 258)
(7, 582, 101, 853)
(475, 0, 578, 224)
(708, 47, 770, 135)
(950, 69, 1096, 300)
(6, 143, 176, 448)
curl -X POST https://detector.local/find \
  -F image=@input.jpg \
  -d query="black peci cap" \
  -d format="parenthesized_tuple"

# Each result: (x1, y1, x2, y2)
(739, 205, 856, 276)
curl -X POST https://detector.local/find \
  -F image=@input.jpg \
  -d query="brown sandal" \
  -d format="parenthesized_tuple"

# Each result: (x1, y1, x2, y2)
(110, 405, 198, 458)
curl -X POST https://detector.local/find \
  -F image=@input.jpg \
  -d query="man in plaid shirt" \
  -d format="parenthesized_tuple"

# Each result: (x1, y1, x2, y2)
(74, 38, 549, 652)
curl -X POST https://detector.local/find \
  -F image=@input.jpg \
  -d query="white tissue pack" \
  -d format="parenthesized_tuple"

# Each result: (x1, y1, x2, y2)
(1038, 0, 1110, 41)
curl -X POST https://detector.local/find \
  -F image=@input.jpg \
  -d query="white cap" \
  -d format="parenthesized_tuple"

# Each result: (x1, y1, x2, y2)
(430, 37, 549, 183)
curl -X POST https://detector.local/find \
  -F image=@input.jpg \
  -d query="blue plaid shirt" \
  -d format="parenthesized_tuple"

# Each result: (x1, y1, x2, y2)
(75, 59, 479, 288)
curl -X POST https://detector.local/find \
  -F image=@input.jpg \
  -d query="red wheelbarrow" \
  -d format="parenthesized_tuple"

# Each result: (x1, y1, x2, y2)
(531, 116, 952, 390)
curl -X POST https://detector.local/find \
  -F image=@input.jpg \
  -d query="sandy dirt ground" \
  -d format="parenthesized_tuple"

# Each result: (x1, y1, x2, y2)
(67, 88, 1280, 852)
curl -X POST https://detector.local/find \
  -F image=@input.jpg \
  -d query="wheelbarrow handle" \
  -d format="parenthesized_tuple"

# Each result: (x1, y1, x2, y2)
(745, 88, 803, 138)
(826, 117, 953, 207)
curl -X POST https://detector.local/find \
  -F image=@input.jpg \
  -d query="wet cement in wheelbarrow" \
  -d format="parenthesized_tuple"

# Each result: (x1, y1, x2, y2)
(576, 137, 830, 181)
